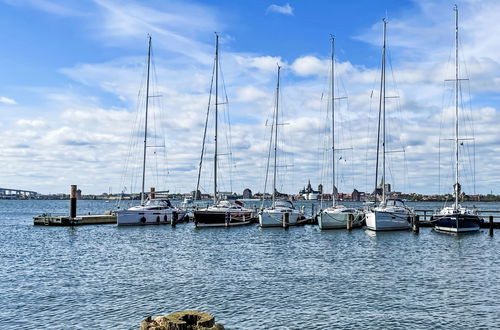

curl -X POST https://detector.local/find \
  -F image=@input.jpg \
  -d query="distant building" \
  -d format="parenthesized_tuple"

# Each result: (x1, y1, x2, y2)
(192, 190, 201, 200)
(243, 188, 252, 199)
(299, 180, 321, 200)
(352, 189, 360, 201)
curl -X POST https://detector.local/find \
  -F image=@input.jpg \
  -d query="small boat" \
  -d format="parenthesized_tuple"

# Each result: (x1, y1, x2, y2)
(319, 204, 364, 229)
(116, 36, 184, 226)
(432, 205, 482, 233)
(432, 6, 482, 234)
(365, 198, 412, 231)
(317, 36, 363, 230)
(259, 201, 301, 227)
(194, 200, 255, 227)
(364, 20, 414, 231)
(117, 196, 186, 225)
(193, 34, 256, 227)
(259, 65, 302, 227)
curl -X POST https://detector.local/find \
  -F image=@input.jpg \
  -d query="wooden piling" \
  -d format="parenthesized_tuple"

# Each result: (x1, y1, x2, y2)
(490, 216, 494, 237)
(311, 204, 315, 218)
(283, 212, 289, 229)
(70, 185, 77, 218)
(171, 211, 177, 227)
(412, 215, 420, 233)
(347, 214, 353, 230)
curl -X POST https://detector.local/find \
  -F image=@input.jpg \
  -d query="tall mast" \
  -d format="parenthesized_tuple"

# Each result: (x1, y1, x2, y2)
(382, 19, 387, 204)
(454, 5, 460, 210)
(140, 35, 152, 205)
(374, 20, 387, 203)
(272, 65, 281, 205)
(214, 33, 219, 204)
(330, 36, 336, 207)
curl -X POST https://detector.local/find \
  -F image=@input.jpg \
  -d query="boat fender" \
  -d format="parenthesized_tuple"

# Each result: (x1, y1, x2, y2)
(156, 216, 160, 223)
(140, 216, 146, 224)
(164, 215, 168, 222)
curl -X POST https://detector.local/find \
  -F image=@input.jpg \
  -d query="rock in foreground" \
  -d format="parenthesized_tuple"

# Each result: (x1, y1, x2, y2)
(140, 310, 224, 330)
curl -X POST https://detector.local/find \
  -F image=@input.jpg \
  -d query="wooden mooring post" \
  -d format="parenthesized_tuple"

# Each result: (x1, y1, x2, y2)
(490, 216, 494, 237)
(346, 214, 353, 230)
(412, 215, 420, 234)
(311, 204, 315, 218)
(282, 212, 289, 229)
(70, 185, 77, 218)
(171, 211, 177, 227)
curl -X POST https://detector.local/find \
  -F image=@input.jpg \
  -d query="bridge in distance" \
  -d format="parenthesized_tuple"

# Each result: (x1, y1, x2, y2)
(0, 187, 38, 199)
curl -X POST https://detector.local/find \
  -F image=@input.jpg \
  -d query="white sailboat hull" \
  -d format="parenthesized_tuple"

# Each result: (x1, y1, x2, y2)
(259, 209, 300, 227)
(365, 210, 411, 231)
(117, 209, 186, 226)
(434, 225, 479, 233)
(318, 211, 362, 229)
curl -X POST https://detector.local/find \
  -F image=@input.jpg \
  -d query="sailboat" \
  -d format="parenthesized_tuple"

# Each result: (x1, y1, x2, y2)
(431, 6, 482, 234)
(193, 33, 256, 228)
(365, 20, 414, 231)
(259, 65, 302, 227)
(117, 36, 186, 226)
(317, 36, 363, 230)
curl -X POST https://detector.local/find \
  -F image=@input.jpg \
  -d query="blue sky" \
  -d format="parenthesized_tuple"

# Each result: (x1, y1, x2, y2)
(1, 0, 499, 196)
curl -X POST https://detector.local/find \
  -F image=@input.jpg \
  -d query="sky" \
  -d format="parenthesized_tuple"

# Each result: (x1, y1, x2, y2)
(1, 0, 499, 196)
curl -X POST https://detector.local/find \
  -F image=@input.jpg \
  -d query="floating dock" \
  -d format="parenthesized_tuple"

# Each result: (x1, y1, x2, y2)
(33, 214, 116, 226)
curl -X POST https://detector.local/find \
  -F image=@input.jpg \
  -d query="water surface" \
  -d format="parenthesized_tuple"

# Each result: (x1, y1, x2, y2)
(0, 200, 498, 329)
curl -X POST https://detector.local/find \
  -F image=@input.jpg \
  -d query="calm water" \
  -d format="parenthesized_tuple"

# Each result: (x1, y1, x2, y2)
(0, 200, 498, 329)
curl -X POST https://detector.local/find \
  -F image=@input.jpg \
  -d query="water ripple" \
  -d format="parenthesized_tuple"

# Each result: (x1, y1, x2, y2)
(0, 200, 498, 329)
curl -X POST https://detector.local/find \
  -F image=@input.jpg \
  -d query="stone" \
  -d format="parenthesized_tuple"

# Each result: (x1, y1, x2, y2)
(140, 310, 224, 330)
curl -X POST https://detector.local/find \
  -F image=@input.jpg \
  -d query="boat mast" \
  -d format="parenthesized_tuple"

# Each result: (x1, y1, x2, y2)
(374, 20, 387, 204)
(272, 65, 281, 205)
(382, 19, 387, 204)
(140, 35, 152, 205)
(214, 33, 219, 204)
(330, 36, 336, 207)
(454, 5, 460, 211)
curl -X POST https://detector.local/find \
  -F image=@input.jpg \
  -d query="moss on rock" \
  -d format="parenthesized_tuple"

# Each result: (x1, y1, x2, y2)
(140, 310, 224, 330)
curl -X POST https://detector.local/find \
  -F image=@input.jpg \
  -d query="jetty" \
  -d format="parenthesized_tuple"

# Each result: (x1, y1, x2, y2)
(33, 214, 116, 226)
(33, 185, 116, 226)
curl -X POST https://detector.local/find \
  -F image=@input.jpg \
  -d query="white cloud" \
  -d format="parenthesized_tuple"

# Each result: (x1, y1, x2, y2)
(16, 119, 46, 128)
(0, 96, 17, 105)
(2, 0, 500, 195)
(235, 55, 285, 72)
(235, 86, 270, 103)
(1, 0, 83, 16)
(266, 3, 294, 16)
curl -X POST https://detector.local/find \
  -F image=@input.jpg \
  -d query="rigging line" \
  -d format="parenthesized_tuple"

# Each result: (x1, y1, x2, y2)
(121, 38, 152, 202)
(195, 56, 216, 200)
(459, 58, 476, 194)
(218, 57, 235, 194)
(262, 78, 277, 206)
